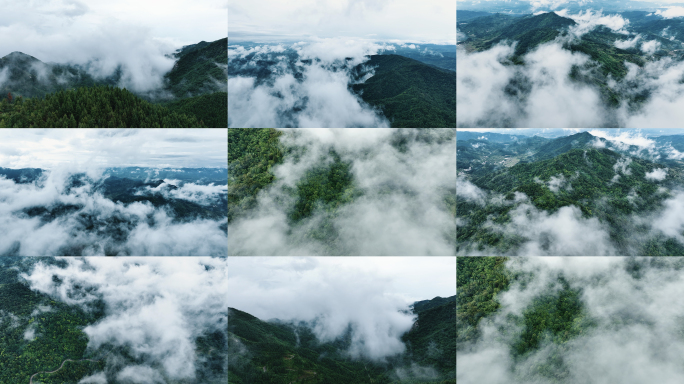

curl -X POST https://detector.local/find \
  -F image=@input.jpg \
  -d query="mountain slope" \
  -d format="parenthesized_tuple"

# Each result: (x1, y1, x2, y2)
(165, 37, 227, 98)
(352, 54, 455, 128)
(0, 52, 112, 99)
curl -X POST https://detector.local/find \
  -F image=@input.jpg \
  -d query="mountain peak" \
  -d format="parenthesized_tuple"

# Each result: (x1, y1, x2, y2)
(1, 51, 41, 62)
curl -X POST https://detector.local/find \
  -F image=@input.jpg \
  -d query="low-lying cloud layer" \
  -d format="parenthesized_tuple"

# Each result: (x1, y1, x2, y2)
(458, 257, 684, 384)
(23, 257, 227, 383)
(228, 39, 393, 127)
(229, 128, 456, 255)
(0, 168, 227, 256)
(457, 11, 684, 127)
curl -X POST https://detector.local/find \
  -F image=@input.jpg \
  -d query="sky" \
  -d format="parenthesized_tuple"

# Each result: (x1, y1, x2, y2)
(228, 0, 456, 44)
(227, 256, 455, 360)
(0, 0, 227, 92)
(457, 128, 684, 137)
(0, 128, 228, 169)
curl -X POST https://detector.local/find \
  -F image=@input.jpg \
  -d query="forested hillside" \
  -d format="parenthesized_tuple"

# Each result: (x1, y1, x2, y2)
(351, 55, 456, 128)
(166, 38, 228, 98)
(0, 86, 205, 127)
(228, 297, 456, 383)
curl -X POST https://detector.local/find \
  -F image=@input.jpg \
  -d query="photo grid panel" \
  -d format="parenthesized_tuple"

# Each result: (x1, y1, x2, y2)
(228, 0, 455, 128)
(227, 256, 456, 383)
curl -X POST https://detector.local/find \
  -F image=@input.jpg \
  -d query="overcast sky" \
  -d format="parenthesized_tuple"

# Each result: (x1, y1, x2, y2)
(227, 257, 456, 314)
(0, 0, 226, 58)
(0, 129, 227, 169)
(228, 0, 456, 44)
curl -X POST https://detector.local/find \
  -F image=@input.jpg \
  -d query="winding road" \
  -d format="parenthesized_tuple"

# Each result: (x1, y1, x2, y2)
(29, 358, 99, 384)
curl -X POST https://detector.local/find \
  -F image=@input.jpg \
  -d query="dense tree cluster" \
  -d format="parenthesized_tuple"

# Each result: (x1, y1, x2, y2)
(351, 55, 455, 128)
(0, 85, 205, 128)
(162, 91, 227, 127)
(228, 128, 284, 223)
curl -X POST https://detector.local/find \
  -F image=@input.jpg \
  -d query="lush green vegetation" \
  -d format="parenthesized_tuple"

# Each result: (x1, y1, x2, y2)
(161, 91, 227, 127)
(228, 296, 456, 383)
(228, 128, 284, 223)
(0, 258, 106, 384)
(352, 55, 455, 128)
(166, 38, 227, 98)
(0, 85, 205, 127)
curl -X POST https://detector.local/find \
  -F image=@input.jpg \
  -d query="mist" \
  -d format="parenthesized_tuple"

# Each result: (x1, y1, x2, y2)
(228, 128, 456, 256)
(22, 257, 227, 383)
(458, 257, 684, 384)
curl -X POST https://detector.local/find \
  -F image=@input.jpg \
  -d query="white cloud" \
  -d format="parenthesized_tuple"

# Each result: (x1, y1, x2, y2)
(645, 168, 668, 181)
(0, 0, 225, 93)
(228, 39, 394, 128)
(655, 6, 684, 19)
(228, 0, 456, 44)
(641, 39, 661, 55)
(614, 35, 641, 49)
(458, 257, 684, 384)
(24, 257, 227, 380)
(457, 176, 487, 205)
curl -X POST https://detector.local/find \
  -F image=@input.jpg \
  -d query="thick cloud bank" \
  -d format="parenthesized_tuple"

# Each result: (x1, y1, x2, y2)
(228, 39, 394, 127)
(228, 128, 456, 255)
(457, 11, 684, 128)
(0, 168, 227, 256)
(227, 257, 441, 360)
(458, 257, 684, 384)
(23, 257, 227, 383)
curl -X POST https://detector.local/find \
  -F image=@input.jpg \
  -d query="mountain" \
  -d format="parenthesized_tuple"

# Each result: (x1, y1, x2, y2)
(456, 131, 527, 143)
(0, 167, 44, 184)
(458, 12, 576, 55)
(165, 37, 227, 98)
(457, 132, 684, 256)
(351, 54, 456, 128)
(382, 44, 456, 71)
(0, 51, 111, 99)
(228, 298, 456, 383)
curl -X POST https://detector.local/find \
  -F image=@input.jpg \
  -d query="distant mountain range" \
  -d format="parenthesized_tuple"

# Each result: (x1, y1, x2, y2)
(228, 295, 456, 383)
